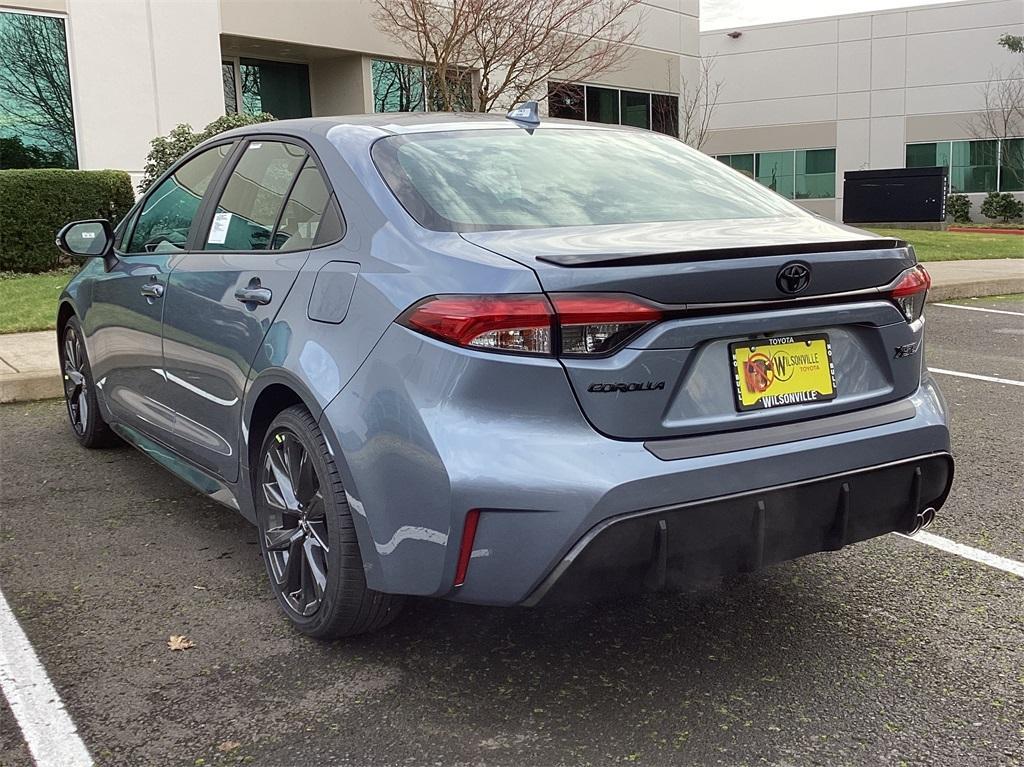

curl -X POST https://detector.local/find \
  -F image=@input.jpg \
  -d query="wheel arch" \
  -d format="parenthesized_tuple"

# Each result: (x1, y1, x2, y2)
(240, 369, 384, 586)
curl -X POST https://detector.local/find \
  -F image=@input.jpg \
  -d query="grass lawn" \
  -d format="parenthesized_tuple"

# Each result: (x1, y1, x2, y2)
(0, 227, 1020, 335)
(0, 268, 75, 334)
(866, 228, 1024, 262)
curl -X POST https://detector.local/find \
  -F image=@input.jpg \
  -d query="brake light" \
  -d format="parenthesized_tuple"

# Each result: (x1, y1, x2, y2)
(398, 294, 554, 354)
(551, 293, 663, 355)
(398, 293, 661, 356)
(888, 265, 931, 322)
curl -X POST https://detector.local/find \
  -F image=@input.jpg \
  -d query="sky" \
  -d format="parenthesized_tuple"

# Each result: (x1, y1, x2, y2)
(701, 0, 966, 30)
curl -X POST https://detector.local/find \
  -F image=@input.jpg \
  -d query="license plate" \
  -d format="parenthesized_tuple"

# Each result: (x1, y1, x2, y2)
(730, 333, 837, 412)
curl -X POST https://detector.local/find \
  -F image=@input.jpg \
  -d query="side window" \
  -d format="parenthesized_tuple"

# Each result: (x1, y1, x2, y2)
(204, 141, 306, 251)
(272, 159, 332, 251)
(125, 144, 232, 254)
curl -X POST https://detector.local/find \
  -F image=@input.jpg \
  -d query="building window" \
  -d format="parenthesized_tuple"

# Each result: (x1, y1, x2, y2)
(717, 153, 754, 178)
(0, 10, 77, 169)
(1001, 138, 1023, 192)
(371, 59, 472, 113)
(548, 82, 680, 138)
(906, 139, 1022, 193)
(755, 151, 795, 199)
(716, 149, 836, 199)
(222, 60, 238, 115)
(796, 148, 836, 199)
(221, 56, 311, 119)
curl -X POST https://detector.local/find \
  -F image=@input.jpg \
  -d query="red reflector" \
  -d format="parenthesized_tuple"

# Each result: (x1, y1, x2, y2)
(890, 265, 931, 297)
(453, 509, 480, 587)
(550, 293, 663, 324)
(398, 294, 553, 354)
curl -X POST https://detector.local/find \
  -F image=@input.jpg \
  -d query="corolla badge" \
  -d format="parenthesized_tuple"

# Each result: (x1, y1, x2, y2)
(776, 262, 812, 295)
(588, 381, 666, 393)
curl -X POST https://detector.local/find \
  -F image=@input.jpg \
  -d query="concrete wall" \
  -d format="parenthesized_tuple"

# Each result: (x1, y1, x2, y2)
(701, 0, 1024, 220)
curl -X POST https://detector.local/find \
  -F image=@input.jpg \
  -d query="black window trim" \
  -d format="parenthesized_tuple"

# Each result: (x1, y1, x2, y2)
(188, 133, 346, 255)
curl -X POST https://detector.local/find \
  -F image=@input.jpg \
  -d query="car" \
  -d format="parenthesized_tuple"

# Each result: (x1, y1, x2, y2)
(54, 105, 953, 638)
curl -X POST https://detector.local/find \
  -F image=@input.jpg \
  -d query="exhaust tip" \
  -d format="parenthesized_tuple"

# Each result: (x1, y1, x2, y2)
(904, 506, 937, 536)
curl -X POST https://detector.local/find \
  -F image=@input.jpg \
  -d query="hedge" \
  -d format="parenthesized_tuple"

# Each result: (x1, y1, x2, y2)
(0, 169, 136, 273)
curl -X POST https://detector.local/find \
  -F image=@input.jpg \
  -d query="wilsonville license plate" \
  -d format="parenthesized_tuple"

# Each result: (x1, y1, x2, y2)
(730, 333, 837, 411)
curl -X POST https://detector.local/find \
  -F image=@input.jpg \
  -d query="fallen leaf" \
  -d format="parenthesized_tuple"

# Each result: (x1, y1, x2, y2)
(168, 635, 195, 651)
(192, 585, 208, 591)
(217, 741, 241, 753)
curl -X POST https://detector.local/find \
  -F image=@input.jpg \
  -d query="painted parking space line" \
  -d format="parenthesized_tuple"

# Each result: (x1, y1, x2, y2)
(897, 531, 1024, 579)
(932, 303, 1024, 318)
(0, 588, 93, 767)
(928, 368, 1024, 387)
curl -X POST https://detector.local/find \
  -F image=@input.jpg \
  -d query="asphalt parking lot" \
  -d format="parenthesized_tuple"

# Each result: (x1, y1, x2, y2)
(1, 298, 1022, 767)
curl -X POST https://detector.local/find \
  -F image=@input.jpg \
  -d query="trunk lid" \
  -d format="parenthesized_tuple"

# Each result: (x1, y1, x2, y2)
(464, 217, 925, 441)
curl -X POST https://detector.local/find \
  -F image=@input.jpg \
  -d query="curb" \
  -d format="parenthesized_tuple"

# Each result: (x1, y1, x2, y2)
(927, 276, 1024, 303)
(0, 371, 64, 405)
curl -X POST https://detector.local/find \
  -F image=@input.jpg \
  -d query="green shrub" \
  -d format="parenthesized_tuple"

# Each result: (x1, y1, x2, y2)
(945, 193, 972, 224)
(0, 169, 135, 273)
(979, 192, 1024, 223)
(140, 112, 274, 193)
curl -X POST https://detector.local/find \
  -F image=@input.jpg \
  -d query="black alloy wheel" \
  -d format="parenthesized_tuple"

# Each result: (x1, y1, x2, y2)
(59, 317, 118, 448)
(260, 428, 330, 617)
(62, 324, 89, 436)
(255, 405, 403, 637)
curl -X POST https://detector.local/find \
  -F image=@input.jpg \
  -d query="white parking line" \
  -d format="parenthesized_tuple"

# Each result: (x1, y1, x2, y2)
(0, 589, 93, 767)
(932, 303, 1024, 317)
(897, 531, 1024, 579)
(928, 368, 1024, 387)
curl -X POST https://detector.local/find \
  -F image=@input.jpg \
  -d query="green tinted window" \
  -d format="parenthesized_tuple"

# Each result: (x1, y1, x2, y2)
(126, 144, 232, 254)
(756, 151, 795, 198)
(373, 129, 800, 232)
(795, 148, 835, 199)
(372, 59, 425, 112)
(718, 154, 755, 177)
(1000, 138, 1024, 192)
(204, 141, 306, 251)
(238, 58, 311, 119)
(0, 11, 77, 169)
(950, 139, 998, 193)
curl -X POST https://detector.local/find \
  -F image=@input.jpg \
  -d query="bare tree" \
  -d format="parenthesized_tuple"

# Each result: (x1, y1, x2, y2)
(373, 0, 643, 113)
(965, 67, 1024, 143)
(0, 13, 77, 166)
(679, 54, 722, 150)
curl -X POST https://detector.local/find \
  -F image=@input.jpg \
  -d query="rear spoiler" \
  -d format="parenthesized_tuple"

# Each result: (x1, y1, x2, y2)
(535, 238, 908, 268)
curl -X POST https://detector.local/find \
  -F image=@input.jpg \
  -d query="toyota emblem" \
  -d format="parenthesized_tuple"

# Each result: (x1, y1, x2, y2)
(776, 262, 812, 295)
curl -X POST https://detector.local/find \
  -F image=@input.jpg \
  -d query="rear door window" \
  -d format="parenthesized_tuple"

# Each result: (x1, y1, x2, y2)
(203, 141, 307, 251)
(272, 158, 333, 250)
(125, 143, 232, 253)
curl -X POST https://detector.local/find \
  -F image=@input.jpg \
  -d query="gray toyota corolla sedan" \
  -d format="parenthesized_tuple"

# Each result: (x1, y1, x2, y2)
(54, 107, 953, 637)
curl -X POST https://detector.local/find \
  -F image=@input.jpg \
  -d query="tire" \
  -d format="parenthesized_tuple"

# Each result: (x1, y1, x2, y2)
(255, 405, 404, 638)
(59, 316, 119, 449)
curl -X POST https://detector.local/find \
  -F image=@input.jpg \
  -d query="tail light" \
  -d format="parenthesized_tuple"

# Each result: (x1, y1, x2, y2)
(398, 293, 661, 356)
(453, 509, 480, 587)
(888, 265, 931, 322)
(551, 294, 663, 355)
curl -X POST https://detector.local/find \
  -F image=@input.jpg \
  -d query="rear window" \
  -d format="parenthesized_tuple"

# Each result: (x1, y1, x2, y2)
(371, 128, 801, 232)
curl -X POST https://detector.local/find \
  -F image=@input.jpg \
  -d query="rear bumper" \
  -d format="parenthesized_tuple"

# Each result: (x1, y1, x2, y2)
(320, 324, 952, 606)
(523, 452, 953, 606)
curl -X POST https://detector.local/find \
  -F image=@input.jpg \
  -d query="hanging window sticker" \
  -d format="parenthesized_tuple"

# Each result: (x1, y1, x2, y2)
(208, 211, 232, 244)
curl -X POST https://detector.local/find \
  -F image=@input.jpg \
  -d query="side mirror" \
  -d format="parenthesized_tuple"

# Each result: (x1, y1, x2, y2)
(56, 219, 114, 259)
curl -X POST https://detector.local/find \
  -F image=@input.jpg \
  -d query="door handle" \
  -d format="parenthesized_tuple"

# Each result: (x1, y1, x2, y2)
(140, 282, 164, 299)
(234, 284, 272, 306)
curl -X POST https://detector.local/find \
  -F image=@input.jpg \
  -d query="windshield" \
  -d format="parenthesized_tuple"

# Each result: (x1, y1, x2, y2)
(371, 128, 802, 232)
